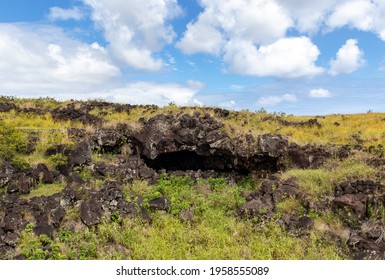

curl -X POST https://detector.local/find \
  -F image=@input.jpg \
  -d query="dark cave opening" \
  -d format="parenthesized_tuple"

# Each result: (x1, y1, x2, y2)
(142, 150, 238, 172)
(142, 150, 279, 175)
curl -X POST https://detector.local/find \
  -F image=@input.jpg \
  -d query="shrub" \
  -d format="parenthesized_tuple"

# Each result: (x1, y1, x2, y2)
(48, 153, 68, 167)
(0, 120, 29, 169)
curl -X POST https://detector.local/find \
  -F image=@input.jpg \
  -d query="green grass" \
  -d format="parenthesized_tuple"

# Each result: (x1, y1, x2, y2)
(23, 182, 66, 199)
(280, 158, 377, 204)
(3, 98, 384, 260)
(16, 176, 347, 260)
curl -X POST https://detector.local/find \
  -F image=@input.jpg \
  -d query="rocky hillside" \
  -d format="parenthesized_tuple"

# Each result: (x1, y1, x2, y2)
(0, 97, 385, 259)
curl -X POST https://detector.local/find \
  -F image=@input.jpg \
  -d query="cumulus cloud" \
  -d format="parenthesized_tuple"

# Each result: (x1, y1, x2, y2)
(258, 93, 297, 106)
(309, 88, 332, 98)
(175, 0, 385, 78)
(219, 100, 236, 108)
(329, 39, 365, 75)
(0, 23, 203, 105)
(277, 0, 338, 33)
(224, 37, 323, 78)
(48, 6, 86, 21)
(326, 0, 385, 40)
(82, 0, 182, 71)
(176, 16, 224, 55)
(0, 24, 119, 96)
(177, 0, 325, 78)
(177, 0, 292, 55)
(94, 81, 200, 106)
(277, 0, 385, 40)
(327, 0, 374, 31)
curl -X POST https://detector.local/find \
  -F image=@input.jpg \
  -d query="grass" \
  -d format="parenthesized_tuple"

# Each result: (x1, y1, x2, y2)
(2, 97, 384, 260)
(280, 158, 378, 204)
(3, 97, 385, 150)
(23, 182, 66, 199)
(16, 175, 347, 260)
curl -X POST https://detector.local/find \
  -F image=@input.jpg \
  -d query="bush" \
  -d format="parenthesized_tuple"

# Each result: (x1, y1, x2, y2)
(48, 153, 68, 167)
(0, 120, 28, 169)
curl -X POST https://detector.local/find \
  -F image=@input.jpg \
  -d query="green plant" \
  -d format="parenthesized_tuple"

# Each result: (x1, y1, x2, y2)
(19, 223, 46, 260)
(48, 153, 68, 167)
(111, 211, 123, 225)
(0, 120, 28, 165)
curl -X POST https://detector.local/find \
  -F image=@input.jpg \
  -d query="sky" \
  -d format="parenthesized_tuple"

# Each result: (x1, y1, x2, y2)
(1, 0, 385, 115)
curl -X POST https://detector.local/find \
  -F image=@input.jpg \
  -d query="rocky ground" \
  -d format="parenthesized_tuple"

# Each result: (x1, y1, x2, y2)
(0, 100, 384, 259)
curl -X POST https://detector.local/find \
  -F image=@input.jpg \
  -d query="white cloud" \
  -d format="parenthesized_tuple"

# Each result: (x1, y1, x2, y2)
(277, 0, 338, 33)
(0, 23, 204, 106)
(176, 0, 385, 80)
(326, 0, 385, 41)
(48, 6, 86, 21)
(277, 0, 385, 41)
(95, 81, 199, 106)
(224, 37, 323, 78)
(193, 99, 203, 107)
(83, 0, 182, 71)
(0, 24, 119, 96)
(329, 39, 365, 75)
(327, 0, 374, 31)
(176, 18, 224, 55)
(177, 1, 326, 78)
(309, 88, 332, 98)
(177, 0, 292, 55)
(187, 80, 205, 91)
(219, 100, 236, 108)
(258, 93, 297, 106)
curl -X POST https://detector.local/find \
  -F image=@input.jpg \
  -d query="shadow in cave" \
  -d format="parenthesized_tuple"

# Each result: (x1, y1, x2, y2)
(141, 150, 279, 175)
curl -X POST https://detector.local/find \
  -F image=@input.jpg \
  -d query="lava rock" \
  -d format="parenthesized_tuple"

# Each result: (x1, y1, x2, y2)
(148, 197, 170, 211)
(32, 163, 54, 184)
(80, 198, 103, 226)
(333, 193, 367, 219)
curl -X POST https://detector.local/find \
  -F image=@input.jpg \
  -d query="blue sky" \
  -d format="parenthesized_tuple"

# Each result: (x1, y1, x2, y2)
(1, 0, 385, 114)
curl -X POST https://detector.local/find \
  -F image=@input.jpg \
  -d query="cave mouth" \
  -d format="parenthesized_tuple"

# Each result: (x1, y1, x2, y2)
(140, 150, 287, 176)
(142, 150, 243, 173)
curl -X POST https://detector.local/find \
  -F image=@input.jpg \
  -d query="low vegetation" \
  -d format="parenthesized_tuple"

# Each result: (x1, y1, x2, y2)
(1, 96, 384, 260)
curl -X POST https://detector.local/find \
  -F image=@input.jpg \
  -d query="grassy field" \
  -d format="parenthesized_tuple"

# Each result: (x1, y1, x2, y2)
(1, 97, 384, 259)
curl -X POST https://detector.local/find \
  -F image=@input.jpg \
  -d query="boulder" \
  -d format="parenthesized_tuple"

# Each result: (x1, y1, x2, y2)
(0, 162, 15, 189)
(288, 144, 331, 169)
(3, 212, 22, 232)
(32, 163, 54, 184)
(2, 232, 19, 247)
(334, 193, 367, 219)
(238, 194, 274, 218)
(0, 102, 16, 112)
(80, 198, 103, 226)
(33, 224, 54, 238)
(148, 197, 170, 211)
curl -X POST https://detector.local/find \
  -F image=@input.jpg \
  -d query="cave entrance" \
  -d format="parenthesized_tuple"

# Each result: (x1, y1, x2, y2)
(142, 150, 242, 173)
(142, 150, 280, 176)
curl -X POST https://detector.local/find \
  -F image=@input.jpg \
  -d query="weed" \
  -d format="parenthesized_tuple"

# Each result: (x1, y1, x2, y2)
(23, 182, 66, 199)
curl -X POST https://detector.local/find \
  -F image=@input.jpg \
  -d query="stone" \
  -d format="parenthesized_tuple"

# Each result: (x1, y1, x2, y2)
(32, 163, 54, 184)
(333, 194, 367, 219)
(33, 224, 54, 238)
(0, 162, 15, 189)
(80, 198, 103, 226)
(273, 184, 299, 202)
(3, 232, 19, 247)
(0, 102, 16, 112)
(258, 134, 288, 158)
(67, 172, 85, 187)
(238, 195, 274, 218)
(148, 197, 170, 211)
(3, 212, 22, 232)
